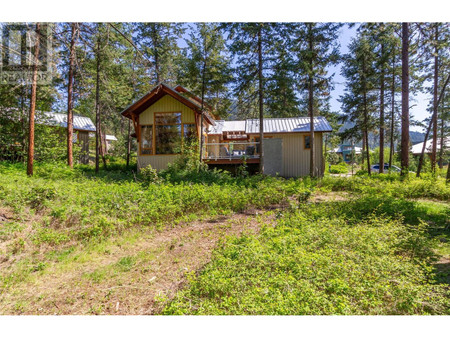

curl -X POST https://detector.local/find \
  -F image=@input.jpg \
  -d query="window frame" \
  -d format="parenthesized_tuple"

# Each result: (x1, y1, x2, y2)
(139, 111, 198, 156)
(139, 124, 154, 156)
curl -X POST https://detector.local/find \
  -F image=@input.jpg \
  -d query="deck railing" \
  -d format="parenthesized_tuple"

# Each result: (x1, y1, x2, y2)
(203, 141, 260, 161)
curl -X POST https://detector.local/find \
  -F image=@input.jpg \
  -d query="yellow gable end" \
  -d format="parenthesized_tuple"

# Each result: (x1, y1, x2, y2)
(139, 94, 196, 124)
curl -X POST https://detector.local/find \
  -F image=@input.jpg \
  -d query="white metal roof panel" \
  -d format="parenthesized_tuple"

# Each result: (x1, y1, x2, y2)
(40, 112, 96, 132)
(411, 137, 449, 155)
(106, 135, 118, 141)
(207, 120, 246, 134)
(245, 116, 332, 134)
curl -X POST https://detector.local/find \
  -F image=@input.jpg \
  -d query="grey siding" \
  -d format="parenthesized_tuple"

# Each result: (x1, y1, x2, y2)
(266, 132, 323, 178)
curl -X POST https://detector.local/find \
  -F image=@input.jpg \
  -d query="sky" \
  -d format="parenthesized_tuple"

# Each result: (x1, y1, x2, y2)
(329, 25, 432, 132)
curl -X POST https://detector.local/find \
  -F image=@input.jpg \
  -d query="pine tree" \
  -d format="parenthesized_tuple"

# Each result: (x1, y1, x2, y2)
(135, 23, 185, 86)
(178, 23, 232, 118)
(223, 23, 280, 173)
(400, 23, 410, 176)
(66, 23, 78, 168)
(341, 35, 378, 175)
(290, 23, 341, 177)
(360, 23, 402, 173)
(416, 23, 449, 176)
(27, 23, 41, 176)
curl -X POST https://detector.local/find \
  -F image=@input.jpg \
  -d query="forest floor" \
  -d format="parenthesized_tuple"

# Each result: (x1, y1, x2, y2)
(0, 207, 272, 314)
(0, 162, 449, 315)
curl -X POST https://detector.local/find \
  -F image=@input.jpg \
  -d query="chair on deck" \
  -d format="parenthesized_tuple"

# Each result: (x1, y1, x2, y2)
(245, 146, 255, 156)
(219, 145, 230, 158)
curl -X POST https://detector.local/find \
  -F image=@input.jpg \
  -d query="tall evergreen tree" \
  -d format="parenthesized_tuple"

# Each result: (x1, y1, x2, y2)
(400, 23, 410, 176)
(340, 35, 377, 175)
(66, 23, 78, 168)
(361, 23, 402, 173)
(27, 23, 41, 176)
(290, 23, 341, 177)
(178, 23, 232, 118)
(223, 23, 280, 173)
(135, 23, 185, 86)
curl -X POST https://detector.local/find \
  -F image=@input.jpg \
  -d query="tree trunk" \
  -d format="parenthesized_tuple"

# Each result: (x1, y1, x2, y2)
(400, 23, 410, 176)
(308, 23, 315, 178)
(151, 25, 161, 84)
(389, 51, 396, 169)
(379, 43, 385, 173)
(95, 30, 101, 173)
(258, 24, 264, 174)
(438, 113, 444, 169)
(431, 24, 439, 172)
(447, 161, 450, 183)
(126, 118, 131, 168)
(127, 53, 138, 169)
(199, 35, 207, 164)
(365, 126, 371, 175)
(416, 73, 450, 177)
(362, 54, 371, 175)
(67, 23, 77, 168)
(27, 23, 41, 176)
(20, 86, 26, 162)
(362, 133, 365, 167)
(99, 121, 107, 169)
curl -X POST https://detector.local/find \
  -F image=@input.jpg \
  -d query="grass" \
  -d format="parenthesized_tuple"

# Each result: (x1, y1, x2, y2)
(162, 173, 449, 315)
(0, 161, 449, 315)
(0, 161, 306, 246)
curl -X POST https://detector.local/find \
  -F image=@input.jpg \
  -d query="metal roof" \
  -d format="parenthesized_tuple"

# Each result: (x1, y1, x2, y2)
(411, 137, 449, 155)
(40, 112, 96, 132)
(245, 116, 332, 134)
(207, 120, 246, 134)
(208, 116, 332, 135)
(332, 145, 362, 154)
(106, 135, 118, 141)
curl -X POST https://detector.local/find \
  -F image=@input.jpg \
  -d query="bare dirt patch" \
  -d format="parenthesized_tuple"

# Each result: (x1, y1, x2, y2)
(0, 211, 275, 315)
(434, 256, 450, 285)
(310, 191, 351, 203)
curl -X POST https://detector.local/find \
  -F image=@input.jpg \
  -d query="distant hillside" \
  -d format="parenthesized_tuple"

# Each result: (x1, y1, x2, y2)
(337, 122, 425, 148)
(409, 131, 426, 145)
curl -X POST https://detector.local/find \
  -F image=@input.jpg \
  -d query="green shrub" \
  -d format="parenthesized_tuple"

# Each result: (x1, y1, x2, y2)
(164, 208, 449, 315)
(329, 162, 349, 174)
(139, 165, 162, 185)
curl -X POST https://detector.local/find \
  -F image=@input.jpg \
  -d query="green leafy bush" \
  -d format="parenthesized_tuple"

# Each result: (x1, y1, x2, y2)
(0, 161, 306, 243)
(164, 206, 449, 315)
(329, 162, 349, 174)
(139, 165, 162, 184)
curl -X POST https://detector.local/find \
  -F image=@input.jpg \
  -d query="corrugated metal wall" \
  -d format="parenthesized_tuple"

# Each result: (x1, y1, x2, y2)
(137, 155, 179, 171)
(269, 133, 323, 178)
(137, 95, 195, 170)
(139, 95, 196, 124)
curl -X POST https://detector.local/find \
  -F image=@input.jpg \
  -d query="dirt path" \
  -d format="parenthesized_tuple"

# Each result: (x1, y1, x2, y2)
(0, 211, 274, 315)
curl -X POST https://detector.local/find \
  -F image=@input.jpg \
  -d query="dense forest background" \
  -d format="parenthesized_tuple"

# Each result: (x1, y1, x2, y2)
(0, 22, 448, 173)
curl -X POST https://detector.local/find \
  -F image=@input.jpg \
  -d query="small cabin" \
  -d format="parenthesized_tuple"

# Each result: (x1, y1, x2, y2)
(41, 112, 117, 164)
(121, 83, 333, 177)
(39, 112, 95, 164)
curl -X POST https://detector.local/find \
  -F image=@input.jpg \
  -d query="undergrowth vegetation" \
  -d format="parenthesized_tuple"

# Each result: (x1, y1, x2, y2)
(163, 196, 449, 315)
(0, 161, 306, 245)
(0, 161, 449, 315)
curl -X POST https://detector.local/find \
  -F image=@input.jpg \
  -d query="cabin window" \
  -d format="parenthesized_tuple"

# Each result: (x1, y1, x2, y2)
(140, 125, 153, 155)
(304, 135, 311, 149)
(183, 123, 197, 144)
(155, 112, 182, 154)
